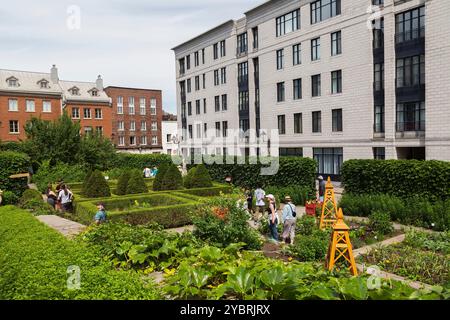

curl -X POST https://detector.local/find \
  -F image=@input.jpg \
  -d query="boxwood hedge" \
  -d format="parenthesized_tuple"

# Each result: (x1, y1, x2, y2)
(0, 151, 30, 197)
(0, 206, 159, 300)
(341, 160, 450, 202)
(110, 153, 174, 169)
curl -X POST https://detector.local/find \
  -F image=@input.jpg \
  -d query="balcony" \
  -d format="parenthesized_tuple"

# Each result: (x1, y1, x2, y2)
(396, 121, 425, 138)
(236, 47, 248, 59)
(395, 27, 425, 56)
(396, 83, 425, 103)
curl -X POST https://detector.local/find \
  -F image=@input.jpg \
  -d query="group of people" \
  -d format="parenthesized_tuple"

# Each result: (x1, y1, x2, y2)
(143, 167, 158, 178)
(46, 181, 74, 213)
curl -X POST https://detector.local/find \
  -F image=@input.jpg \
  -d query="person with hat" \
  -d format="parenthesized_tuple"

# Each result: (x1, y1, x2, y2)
(318, 176, 326, 203)
(94, 203, 107, 225)
(266, 194, 279, 243)
(281, 196, 297, 244)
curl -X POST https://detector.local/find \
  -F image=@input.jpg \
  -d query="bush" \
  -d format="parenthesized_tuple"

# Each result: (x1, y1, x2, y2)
(126, 170, 148, 195)
(161, 164, 183, 191)
(18, 189, 43, 207)
(0, 206, 159, 299)
(341, 159, 450, 202)
(183, 167, 197, 189)
(296, 215, 317, 236)
(265, 185, 315, 207)
(33, 160, 87, 193)
(1, 191, 19, 205)
(111, 153, 174, 170)
(153, 163, 169, 191)
(21, 199, 55, 216)
(286, 229, 330, 262)
(82, 170, 111, 198)
(188, 165, 213, 189)
(116, 170, 131, 195)
(369, 211, 394, 235)
(0, 151, 31, 198)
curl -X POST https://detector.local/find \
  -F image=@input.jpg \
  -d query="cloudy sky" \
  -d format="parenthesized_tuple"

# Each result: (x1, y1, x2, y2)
(0, 0, 262, 113)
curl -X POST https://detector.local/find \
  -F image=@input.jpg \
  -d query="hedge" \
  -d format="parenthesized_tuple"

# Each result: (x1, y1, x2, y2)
(110, 153, 174, 169)
(341, 160, 450, 202)
(33, 160, 87, 193)
(0, 151, 30, 198)
(189, 156, 317, 189)
(0, 206, 159, 300)
(339, 193, 450, 231)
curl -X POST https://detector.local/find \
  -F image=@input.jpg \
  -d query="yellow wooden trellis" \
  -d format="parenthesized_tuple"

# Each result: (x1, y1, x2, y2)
(326, 208, 358, 276)
(319, 177, 338, 230)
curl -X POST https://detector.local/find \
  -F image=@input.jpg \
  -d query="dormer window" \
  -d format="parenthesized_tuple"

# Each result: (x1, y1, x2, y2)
(6, 77, 19, 87)
(88, 88, 99, 97)
(69, 87, 80, 95)
(37, 79, 49, 89)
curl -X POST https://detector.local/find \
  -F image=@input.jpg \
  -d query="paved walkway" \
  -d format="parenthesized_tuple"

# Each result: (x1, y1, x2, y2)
(36, 215, 86, 238)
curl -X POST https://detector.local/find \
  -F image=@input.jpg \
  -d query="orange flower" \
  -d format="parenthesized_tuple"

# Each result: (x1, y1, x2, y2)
(212, 206, 229, 220)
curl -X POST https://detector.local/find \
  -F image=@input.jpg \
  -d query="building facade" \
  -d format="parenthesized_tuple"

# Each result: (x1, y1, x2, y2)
(161, 112, 179, 156)
(104, 87, 163, 153)
(172, 0, 450, 179)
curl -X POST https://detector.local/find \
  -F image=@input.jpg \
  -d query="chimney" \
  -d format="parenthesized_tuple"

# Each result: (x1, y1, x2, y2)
(50, 64, 59, 83)
(96, 75, 103, 91)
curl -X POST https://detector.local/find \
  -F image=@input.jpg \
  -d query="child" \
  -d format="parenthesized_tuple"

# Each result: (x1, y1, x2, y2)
(94, 203, 107, 225)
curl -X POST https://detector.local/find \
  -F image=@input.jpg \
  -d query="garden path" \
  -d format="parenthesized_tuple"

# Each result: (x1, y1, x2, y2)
(36, 215, 86, 238)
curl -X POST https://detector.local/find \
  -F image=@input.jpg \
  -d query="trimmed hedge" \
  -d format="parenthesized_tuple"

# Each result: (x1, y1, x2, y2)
(190, 156, 317, 189)
(0, 206, 159, 300)
(341, 160, 450, 202)
(33, 160, 87, 193)
(161, 164, 183, 190)
(126, 170, 148, 194)
(111, 153, 174, 169)
(82, 170, 111, 198)
(265, 185, 315, 207)
(0, 151, 30, 197)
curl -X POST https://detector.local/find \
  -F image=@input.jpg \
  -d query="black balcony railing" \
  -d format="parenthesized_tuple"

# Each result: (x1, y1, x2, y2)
(396, 121, 425, 132)
(395, 27, 425, 44)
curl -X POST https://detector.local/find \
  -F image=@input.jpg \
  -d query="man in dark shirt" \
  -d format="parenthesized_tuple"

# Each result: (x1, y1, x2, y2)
(318, 176, 326, 202)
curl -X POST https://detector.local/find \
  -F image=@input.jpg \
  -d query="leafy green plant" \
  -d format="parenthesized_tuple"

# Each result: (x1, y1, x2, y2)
(404, 230, 450, 255)
(296, 215, 317, 236)
(153, 163, 169, 191)
(1, 190, 19, 205)
(21, 199, 55, 216)
(284, 229, 330, 262)
(82, 170, 111, 198)
(188, 164, 213, 189)
(0, 151, 30, 198)
(265, 185, 315, 207)
(183, 166, 197, 189)
(161, 164, 183, 191)
(126, 170, 148, 195)
(18, 189, 43, 207)
(369, 211, 394, 235)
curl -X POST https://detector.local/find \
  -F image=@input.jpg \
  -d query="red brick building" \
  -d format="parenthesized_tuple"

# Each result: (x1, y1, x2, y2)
(104, 86, 162, 152)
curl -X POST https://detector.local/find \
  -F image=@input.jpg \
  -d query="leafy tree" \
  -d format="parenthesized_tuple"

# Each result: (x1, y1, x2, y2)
(76, 132, 117, 171)
(153, 163, 169, 191)
(82, 170, 110, 198)
(126, 170, 148, 195)
(161, 164, 183, 191)
(190, 164, 213, 188)
(115, 170, 131, 196)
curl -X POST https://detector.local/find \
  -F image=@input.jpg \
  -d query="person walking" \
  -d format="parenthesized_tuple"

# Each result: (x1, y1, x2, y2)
(94, 203, 107, 225)
(266, 194, 279, 243)
(318, 176, 326, 203)
(254, 186, 266, 222)
(57, 184, 73, 213)
(281, 196, 297, 245)
(245, 189, 253, 214)
(46, 184, 58, 209)
(143, 167, 151, 178)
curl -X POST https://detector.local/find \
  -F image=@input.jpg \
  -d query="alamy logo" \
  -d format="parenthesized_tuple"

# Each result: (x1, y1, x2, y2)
(366, 5, 383, 31)
(67, 265, 81, 290)
(67, 5, 81, 31)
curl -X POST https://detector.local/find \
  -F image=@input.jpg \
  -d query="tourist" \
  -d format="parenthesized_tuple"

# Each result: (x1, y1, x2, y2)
(143, 167, 152, 178)
(94, 203, 107, 225)
(266, 194, 279, 243)
(254, 186, 266, 222)
(55, 179, 64, 211)
(57, 184, 74, 213)
(318, 176, 326, 203)
(46, 184, 58, 209)
(245, 189, 253, 214)
(281, 196, 297, 245)
(151, 166, 158, 177)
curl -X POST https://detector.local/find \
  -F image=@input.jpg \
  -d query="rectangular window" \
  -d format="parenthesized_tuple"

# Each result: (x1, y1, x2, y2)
(204, 123, 208, 138)
(314, 147, 343, 177)
(312, 111, 322, 133)
(195, 76, 200, 91)
(9, 120, 19, 133)
(294, 113, 303, 134)
(237, 32, 248, 55)
(130, 121, 136, 131)
(26, 100, 35, 112)
(311, 0, 341, 24)
(311, 37, 320, 61)
(8, 99, 18, 112)
(72, 107, 80, 119)
(293, 43, 301, 65)
(203, 98, 207, 114)
(202, 48, 205, 64)
(141, 136, 147, 146)
(196, 123, 202, 139)
(152, 121, 157, 131)
(252, 27, 259, 49)
(395, 6, 425, 44)
(188, 125, 193, 139)
(188, 102, 192, 116)
(139, 98, 146, 115)
(196, 100, 201, 115)
(96, 126, 103, 135)
(374, 63, 385, 91)
(214, 70, 219, 86)
(222, 121, 228, 137)
(117, 96, 123, 114)
(202, 74, 206, 89)
(118, 136, 125, 146)
(331, 70, 342, 94)
(187, 79, 191, 93)
(276, 49, 284, 70)
(221, 94, 227, 111)
(152, 137, 158, 145)
(238, 91, 249, 111)
(215, 122, 221, 137)
(278, 115, 286, 135)
(150, 98, 157, 115)
(374, 105, 385, 133)
(129, 136, 136, 146)
(373, 18, 384, 49)
(293, 78, 302, 100)
(396, 101, 425, 132)
(128, 97, 135, 115)
(95, 108, 102, 119)
(220, 40, 226, 57)
(332, 108, 343, 132)
(280, 148, 303, 157)
(213, 43, 219, 60)
(215, 96, 220, 112)
(277, 82, 285, 102)
(118, 121, 124, 131)
(194, 51, 199, 67)
(331, 31, 342, 56)
(221, 67, 226, 84)
(276, 9, 300, 37)
(186, 55, 190, 70)
(141, 121, 147, 131)
(312, 74, 321, 97)
(84, 127, 93, 135)
(373, 147, 386, 160)
(396, 55, 425, 88)
(238, 61, 248, 85)
(179, 58, 185, 76)
(83, 108, 91, 119)
(43, 101, 52, 113)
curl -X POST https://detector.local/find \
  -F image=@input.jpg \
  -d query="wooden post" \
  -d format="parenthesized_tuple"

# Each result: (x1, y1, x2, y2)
(319, 177, 338, 229)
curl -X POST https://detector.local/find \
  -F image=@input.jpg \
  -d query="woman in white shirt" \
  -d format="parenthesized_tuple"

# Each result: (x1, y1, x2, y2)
(57, 184, 74, 213)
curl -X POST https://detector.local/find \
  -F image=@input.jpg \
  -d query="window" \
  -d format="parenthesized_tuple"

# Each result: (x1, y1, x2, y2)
(8, 99, 18, 111)
(117, 96, 123, 114)
(277, 82, 285, 102)
(293, 44, 301, 65)
(72, 107, 80, 119)
(141, 121, 147, 131)
(396, 55, 425, 88)
(311, 0, 341, 24)
(204, 123, 208, 138)
(332, 109, 343, 132)
(221, 94, 227, 111)
(84, 127, 93, 135)
(395, 6, 425, 44)
(222, 121, 228, 137)
(9, 120, 19, 133)
(331, 31, 342, 55)
(150, 98, 157, 115)
(215, 96, 220, 112)
(118, 121, 125, 131)
(396, 101, 425, 132)
(237, 32, 248, 55)
(373, 0, 384, 5)
(238, 91, 249, 111)
(374, 105, 385, 133)
(278, 115, 286, 135)
(220, 67, 227, 84)
(312, 111, 322, 133)
(276, 9, 300, 37)
(152, 137, 158, 145)
(188, 125, 193, 139)
(280, 148, 303, 157)
(43, 101, 51, 113)
(90, 89, 98, 97)
(202, 48, 205, 64)
(213, 43, 219, 60)
(195, 76, 200, 91)
(238, 62, 248, 85)
(167, 134, 172, 143)
(202, 74, 206, 89)
(331, 70, 342, 94)
(96, 126, 103, 135)
(26, 100, 35, 112)
(196, 123, 202, 139)
(314, 148, 343, 177)
(294, 113, 303, 134)
(152, 121, 157, 131)
(118, 136, 125, 146)
(39, 80, 49, 89)
(373, 18, 384, 49)
(95, 108, 102, 119)
(130, 136, 136, 146)
(276, 49, 284, 70)
(220, 40, 226, 57)
(239, 119, 250, 136)
(7, 78, 18, 87)
(203, 98, 207, 113)
(214, 70, 219, 86)
(84, 108, 91, 119)
(293, 78, 302, 100)
(196, 100, 201, 115)
(188, 102, 192, 116)
(311, 38, 320, 61)
(130, 121, 136, 131)
(70, 87, 80, 95)
(128, 97, 135, 115)
(186, 55, 190, 70)
(140, 98, 146, 115)
(141, 136, 147, 145)
(373, 147, 386, 160)
(187, 79, 191, 93)
(374, 63, 385, 91)
(252, 27, 259, 49)
(179, 58, 185, 75)
(312, 74, 321, 97)
(215, 122, 221, 137)
(194, 51, 199, 67)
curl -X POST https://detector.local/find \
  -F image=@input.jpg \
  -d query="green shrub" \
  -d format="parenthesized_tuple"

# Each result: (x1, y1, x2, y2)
(161, 164, 183, 191)
(265, 185, 315, 207)
(341, 159, 450, 202)
(111, 153, 174, 170)
(369, 211, 394, 235)
(2, 191, 19, 205)
(19, 189, 43, 206)
(286, 229, 330, 262)
(104, 168, 127, 180)
(153, 163, 169, 191)
(183, 166, 197, 189)
(33, 160, 87, 193)
(0, 151, 30, 198)
(82, 170, 111, 198)
(0, 206, 159, 299)
(80, 169, 92, 197)
(126, 170, 148, 195)
(21, 199, 55, 216)
(116, 170, 131, 195)
(296, 215, 317, 236)
(189, 164, 213, 188)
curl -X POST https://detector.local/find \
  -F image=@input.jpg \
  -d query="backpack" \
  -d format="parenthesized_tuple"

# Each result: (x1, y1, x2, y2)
(288, 204, 297, 218)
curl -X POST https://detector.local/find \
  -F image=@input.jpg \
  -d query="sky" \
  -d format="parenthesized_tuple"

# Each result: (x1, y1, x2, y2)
(0, 0, 262, 114)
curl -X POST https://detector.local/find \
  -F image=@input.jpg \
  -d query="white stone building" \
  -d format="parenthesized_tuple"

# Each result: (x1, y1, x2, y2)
(162, 112, 179, 155)
(172, 0, 450, 179)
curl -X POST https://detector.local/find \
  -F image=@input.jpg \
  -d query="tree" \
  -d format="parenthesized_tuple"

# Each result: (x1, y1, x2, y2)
(115, 170, 131, 196)
(161, 164, 183, 191)
(190, 164, 213, 188)
(126, 170, 148, 194)
(76, 132, 117, 171)
(183, 166, 197, 189)
(82, 170, 110, 198)
(153, 163, 169, 191)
